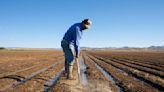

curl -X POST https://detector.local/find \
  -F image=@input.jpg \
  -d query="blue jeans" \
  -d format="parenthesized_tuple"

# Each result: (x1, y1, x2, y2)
(61, 40, 74, 66)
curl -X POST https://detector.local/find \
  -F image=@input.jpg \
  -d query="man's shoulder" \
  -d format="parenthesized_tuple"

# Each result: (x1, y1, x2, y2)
(72, 23, 81, 28)
(68, 23, 81, 31)
(67, 23, 82, 34)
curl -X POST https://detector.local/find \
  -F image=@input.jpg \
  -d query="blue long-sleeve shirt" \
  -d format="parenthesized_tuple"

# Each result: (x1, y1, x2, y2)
(63, 23, 83, 57)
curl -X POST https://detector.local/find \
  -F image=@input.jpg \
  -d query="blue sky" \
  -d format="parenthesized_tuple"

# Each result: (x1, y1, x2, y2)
(0, 0, 164, 48)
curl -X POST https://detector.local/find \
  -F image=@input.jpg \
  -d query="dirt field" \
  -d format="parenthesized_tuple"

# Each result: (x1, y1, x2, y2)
(0, 49, 163, 92)
(0, 50, 64, 92)
(85, 50, 164, 92)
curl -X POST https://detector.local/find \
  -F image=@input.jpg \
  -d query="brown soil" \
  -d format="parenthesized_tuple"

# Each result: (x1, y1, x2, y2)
(86, 50, 164, 92)
(83, 55, 118, 92)
(52, 55, 115, 92)
(1, 49, 163, 92)
(51, 58, 81, 92)
(88, 52, 164, 91)
(0, 50, 64, 91)
(6, 62, 64, 92)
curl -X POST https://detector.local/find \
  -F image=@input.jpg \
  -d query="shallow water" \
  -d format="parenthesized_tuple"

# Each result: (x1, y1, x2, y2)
(80, 57, 88, 85)
(90, 59, 124, 92)
(44, 68, 65, 92)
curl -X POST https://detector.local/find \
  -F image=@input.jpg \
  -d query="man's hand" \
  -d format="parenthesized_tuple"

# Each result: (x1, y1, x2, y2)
(75, 57, 78, 62)
(75, 55, 79, 58)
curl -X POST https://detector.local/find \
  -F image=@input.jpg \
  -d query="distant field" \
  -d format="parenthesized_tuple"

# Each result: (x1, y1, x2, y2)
(0, 49, 163, 92)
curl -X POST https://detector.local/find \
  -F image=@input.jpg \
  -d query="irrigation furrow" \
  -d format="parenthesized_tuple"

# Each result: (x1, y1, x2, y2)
(0, 62, 61, 91)
(6, 62, 64, 92)
(123, 58, 164, 67)
(0, 56, 64, 78)
(90, 54, 164, 92)
(110, 58, 164, 78)
(0, 64, 42, 78)
(119, 58, 164, 71)
(44, 68, 65, 92)
(83, 55, 121, 92)
(0, 58, 64, 90)
(80, 56, 88, 85)
(87, 54, 160, 92)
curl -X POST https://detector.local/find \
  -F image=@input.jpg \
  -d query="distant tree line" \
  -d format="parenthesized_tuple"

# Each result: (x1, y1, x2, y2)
(0, 47, 5, 50)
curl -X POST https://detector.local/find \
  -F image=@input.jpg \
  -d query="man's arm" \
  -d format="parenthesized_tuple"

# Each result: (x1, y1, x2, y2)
(73, 27, 81, 58)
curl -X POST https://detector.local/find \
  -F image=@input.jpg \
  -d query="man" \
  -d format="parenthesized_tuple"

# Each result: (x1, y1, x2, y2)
(61, 19, 92, 79)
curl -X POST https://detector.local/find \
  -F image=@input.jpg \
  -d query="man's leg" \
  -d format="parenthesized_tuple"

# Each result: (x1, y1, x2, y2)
(64, 59, 68, 76)
(61, 40, 70, 76)
(61, 40, 74, 79)
(66, 48, 74, 79)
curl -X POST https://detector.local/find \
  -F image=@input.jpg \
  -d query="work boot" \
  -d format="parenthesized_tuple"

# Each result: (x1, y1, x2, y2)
(67, 65, 75, 80)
